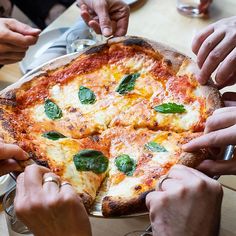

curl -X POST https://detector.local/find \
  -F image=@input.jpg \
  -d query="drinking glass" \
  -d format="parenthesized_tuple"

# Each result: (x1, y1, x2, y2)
(66, 28, 97, 54)
(3, 188, 33, 236)
(176, 0, 211, 17)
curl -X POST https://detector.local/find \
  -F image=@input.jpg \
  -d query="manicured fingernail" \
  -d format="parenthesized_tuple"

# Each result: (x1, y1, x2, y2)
(102, 27, 112, 36)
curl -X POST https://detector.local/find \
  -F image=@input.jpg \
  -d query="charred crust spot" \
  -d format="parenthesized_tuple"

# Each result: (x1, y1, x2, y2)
(29, 152, 50, 168)
(134, 185, 142, 191)
(123, 38, 153, 50)
(4, 90, 16, 100)
(164, 59, 172, 67)
(85, 44, 108, 55)
(0, 98, 17, 106)
(139, 190, 153, 201)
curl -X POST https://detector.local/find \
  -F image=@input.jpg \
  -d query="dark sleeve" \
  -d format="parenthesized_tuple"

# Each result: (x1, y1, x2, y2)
(10, 0, 60, 29)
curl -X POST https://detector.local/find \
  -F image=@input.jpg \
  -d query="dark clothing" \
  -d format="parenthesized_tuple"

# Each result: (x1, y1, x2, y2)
(10, 0, 75, 29)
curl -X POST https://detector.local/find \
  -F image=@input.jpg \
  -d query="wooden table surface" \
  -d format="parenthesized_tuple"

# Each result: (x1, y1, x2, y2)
(0, 0, 236, 235)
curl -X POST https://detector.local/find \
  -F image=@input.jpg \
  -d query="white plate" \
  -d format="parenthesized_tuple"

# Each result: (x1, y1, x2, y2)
(19, 28, 69, 74)
(124, 0, 139, 5)
(0, 174, 15, 197)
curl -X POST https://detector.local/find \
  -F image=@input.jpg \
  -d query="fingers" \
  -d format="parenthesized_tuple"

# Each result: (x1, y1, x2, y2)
(42, 173, 61, 194)
(204, 111, 236, 133)
(0, 43, 28, 53)
(196, 30, 225, 69)
(0, 159, 22, 176)
(0, 143, 28, 161)
(24, 165, 50, 194)
(192, 25, 214, 55)
(7, 19, 41, 36)
(197, 159, 236, 176)
(93, 1, 113, 36)
(183, 125, 236, 151)
(212, 107, 236, 115)
(15, 173, 25, 201)
(114, 15, 129, 36)
(222, 92, 236, 102)
(215, 48, 236, 87)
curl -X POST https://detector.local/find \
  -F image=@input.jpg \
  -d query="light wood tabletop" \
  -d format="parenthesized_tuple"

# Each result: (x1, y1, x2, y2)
(0, 0, 236, 235)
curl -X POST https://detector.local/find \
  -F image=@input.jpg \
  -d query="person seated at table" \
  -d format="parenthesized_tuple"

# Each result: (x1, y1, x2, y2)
(13, 164, 222, 236)
(10, 0, 75, 29)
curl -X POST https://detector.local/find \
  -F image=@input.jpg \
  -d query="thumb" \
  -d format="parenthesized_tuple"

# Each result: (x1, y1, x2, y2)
(8, 19, 41, 36)
(197, 159, 236, 176)
(95, 2, 113, 36)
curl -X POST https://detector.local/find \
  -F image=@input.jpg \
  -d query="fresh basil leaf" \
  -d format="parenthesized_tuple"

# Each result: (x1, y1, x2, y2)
(78, 86, 96, 104)
(115, 154, 136, 176)
(42, 131, 66, 140)
(116, 73, 140, 95)
(44, 99, 63, 120)
(145, 142, 167, 152)
(73, 149, 108, 174)
(154, 103, 186, 114)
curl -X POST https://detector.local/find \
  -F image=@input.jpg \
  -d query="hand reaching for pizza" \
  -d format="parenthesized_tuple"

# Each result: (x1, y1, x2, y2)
(77, 0, 130, 37)
(0, 138, 28, 176)
(183, 92, 236, 176)
(14, 165, 92, 236)
(0, 18, 41, 65)
(146, 165, 223, 236)
(192, 16, 236, 88)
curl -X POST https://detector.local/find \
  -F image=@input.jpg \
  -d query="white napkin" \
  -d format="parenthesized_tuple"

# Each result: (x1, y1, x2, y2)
(25, 19, 90, 73)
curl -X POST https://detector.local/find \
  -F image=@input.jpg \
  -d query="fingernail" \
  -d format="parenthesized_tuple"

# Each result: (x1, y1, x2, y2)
(23, 151, 29, 160)
(102, 27, 112, 36)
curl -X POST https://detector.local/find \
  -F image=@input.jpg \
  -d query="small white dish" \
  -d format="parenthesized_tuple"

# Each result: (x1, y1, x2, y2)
(0, 174, 15, 197)
(19, 27, 69, 74)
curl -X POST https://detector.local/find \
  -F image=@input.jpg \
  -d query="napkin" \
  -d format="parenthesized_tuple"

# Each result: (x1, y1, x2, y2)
(25, 19, 90, 73)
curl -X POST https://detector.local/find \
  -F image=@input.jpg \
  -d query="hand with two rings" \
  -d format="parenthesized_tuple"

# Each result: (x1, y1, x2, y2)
(14, 165, 92, 236)
(146, 165, 223, 236)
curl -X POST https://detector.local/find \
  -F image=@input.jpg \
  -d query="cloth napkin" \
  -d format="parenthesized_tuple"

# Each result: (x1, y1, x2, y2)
(25, 19, 90, 73)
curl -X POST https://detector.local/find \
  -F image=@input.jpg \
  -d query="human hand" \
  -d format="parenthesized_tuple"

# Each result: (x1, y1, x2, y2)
(0, 18, 41, 64)
(14, 165, 92, 236)
(199, 0, 212, 14)
(77, 0, 130, 37)
(192, 16, 236, 88)
(0, 138, 28, 176)
(146, 165, 223, 236)
(183, 92, 236, 176)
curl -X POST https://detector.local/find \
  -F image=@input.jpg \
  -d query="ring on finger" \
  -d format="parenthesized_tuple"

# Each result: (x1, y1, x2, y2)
(43, 176, 60, 187)
(60, 182, 72, 188)
(157, 174, 172, 191)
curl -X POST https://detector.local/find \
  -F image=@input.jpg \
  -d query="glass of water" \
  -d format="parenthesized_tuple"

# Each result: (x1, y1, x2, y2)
(177, 0, 212, 17)
(3, 188, 33, 236)
(66, 27, 98, 54)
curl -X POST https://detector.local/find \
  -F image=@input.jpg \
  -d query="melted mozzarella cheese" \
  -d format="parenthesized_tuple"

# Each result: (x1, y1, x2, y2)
(107, 176, 143, 197)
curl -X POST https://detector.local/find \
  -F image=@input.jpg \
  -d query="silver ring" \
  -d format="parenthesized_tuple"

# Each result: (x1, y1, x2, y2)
(43, 176, 60, 186)
(60, 182, 72, 188)
(157, 175, 172, 191)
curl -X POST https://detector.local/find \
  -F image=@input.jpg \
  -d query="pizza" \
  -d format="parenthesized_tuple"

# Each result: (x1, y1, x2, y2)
(0, 36, 222, 217)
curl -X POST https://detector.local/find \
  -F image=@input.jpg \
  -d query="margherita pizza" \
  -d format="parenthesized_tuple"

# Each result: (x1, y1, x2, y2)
(0, 36, 222, 216)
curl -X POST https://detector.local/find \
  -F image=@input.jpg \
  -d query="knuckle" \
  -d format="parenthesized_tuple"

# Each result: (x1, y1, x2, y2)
(45, 196, 60, 208)
(25, 164, 38, 173)
(208, 51, 221, 62)
(194, 179, 207, 191)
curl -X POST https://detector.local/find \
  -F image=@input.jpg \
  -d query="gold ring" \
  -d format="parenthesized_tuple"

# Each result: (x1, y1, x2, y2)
(157, 175, 171, 191)
(60, 182, 72, 187)
(43, 176, 60, 186)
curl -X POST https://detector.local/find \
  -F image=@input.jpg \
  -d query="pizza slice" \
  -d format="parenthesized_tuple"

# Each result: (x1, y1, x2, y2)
(101, 127, 207, 216)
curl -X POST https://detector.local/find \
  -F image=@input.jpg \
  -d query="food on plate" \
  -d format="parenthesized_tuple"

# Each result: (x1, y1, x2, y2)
(0, 36, 222, 216)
